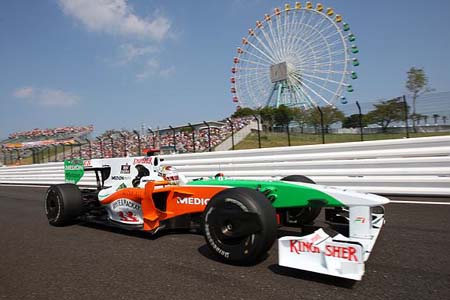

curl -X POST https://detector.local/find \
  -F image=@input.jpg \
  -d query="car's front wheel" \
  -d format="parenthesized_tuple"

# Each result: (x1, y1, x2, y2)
(202, 187, 277, 265)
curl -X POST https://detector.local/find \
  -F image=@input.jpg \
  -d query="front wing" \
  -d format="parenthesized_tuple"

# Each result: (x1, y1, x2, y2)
(278, 205, 385, 280)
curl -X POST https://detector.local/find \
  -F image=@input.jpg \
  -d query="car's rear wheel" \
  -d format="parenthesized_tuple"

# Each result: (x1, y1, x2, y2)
(45, 184, 83, 226)
(203, 188, 277, 265)
(281, 175, 322, 225)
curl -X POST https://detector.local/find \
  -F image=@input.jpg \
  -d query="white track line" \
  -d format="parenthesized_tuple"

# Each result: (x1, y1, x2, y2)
(389, 200, 450, 205)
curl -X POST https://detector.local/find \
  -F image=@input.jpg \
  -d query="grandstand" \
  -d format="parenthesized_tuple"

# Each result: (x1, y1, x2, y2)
(0, 125, 94, 166)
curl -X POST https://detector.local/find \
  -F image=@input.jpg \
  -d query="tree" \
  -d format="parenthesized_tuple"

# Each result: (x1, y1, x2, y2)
(432, 114, 440, 125)
(273, 105, 294, 126)
(258, 106, 276, 132)
(365, 98, 407, 132)
(305, 106, 345, 133)
(406, 67, 429, 125)
(291, 107, 308, 133)
(231, 107, 255, 118)
(342, 114, 367, 128)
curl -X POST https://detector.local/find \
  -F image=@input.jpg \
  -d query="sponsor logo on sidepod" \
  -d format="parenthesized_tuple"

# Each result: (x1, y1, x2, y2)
(120, 164, 131, 174)
(176, 197, 210, 205)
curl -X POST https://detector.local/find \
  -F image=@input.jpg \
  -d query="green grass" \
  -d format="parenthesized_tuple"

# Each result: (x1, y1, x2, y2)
(235, 131, 450, 150)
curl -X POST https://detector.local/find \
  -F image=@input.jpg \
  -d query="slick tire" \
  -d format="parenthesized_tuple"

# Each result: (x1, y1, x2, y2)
(45, 184, 83, 226)
(203, 188, 277, 265)
(281, 175, 322, 225)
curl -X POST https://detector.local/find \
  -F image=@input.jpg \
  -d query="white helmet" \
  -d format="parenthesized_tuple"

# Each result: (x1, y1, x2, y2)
(159, 166, 180, 185)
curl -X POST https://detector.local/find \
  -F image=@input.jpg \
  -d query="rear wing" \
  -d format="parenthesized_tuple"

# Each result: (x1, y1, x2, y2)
(64, 156, 163, 190)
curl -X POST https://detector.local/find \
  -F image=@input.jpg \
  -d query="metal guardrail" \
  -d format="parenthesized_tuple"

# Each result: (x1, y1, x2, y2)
(1, 136, 449, 195)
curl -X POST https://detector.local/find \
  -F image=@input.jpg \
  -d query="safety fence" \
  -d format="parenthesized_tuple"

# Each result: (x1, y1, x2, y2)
(0, 136, 449, 196)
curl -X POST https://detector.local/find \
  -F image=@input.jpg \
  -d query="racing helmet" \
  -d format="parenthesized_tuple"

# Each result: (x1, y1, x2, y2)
(159, 166, 180, 185)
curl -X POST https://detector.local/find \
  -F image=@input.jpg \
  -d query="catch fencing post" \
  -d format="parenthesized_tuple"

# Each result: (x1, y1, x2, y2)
(51, 144, 57, 162)
(402, 95, 410, 138)
(188, 123, 196, 153)
(40, 147, 45, 163)
(227, 118, 235, 150)
(147, 128, 155, 148)
(286, 123, 291, 146)
(317, 106, 325, 144)
(133, 130, 141, 156)
(168, 126, 176, 153)
(120, 133, 127, 157)
(252, 114, 262, 148)
(108, 135, 114, 158)
(203, 121, 212, 152)
(96, 138, 104, 158)
(85, 139, 92, 159)
(31, 148, 37, 164)
(356, 101, 364, 141)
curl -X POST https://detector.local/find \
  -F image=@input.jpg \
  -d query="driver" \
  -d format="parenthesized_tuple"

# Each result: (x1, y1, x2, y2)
(159, 166, 182, 185)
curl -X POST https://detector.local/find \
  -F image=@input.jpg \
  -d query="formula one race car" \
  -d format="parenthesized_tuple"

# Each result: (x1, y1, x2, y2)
(44, 156, 389, 280)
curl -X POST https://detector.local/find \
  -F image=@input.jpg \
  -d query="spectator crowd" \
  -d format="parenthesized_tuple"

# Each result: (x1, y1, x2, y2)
(1, 118, 254, 164)
(85, 117, 253, 158)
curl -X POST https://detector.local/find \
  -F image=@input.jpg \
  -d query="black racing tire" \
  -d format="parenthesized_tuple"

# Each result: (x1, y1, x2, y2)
(281, 175, 322, 225)
(203, 188, 277, 265)
(45, 184, 83, 226)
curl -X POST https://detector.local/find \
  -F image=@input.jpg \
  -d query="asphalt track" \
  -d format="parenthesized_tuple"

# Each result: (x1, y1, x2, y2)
(0, 186, 449, 300)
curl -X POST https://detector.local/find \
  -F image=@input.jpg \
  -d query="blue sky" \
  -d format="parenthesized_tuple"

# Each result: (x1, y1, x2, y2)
(1, 0, 450, 138)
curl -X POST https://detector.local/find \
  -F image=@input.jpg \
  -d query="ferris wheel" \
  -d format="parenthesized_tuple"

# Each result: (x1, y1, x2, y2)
(231, 2, 359, 109)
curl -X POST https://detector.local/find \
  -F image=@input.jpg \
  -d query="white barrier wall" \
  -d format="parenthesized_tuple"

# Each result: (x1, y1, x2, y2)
(1, 136, 449, 196)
